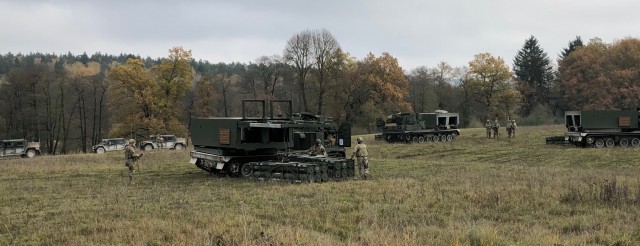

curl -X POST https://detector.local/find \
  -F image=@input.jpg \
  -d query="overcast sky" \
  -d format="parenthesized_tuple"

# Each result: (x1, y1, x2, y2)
(1, 0, 638, 71)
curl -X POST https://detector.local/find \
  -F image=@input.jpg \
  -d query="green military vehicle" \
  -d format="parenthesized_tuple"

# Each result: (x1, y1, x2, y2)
(562, 110, 640, 148)
(376, 110, 460, 143)
(189, 100, 354, 181)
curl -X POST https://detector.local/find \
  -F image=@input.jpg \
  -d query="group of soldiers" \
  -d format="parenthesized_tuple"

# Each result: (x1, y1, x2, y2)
(485, 119, 518, 138)
(307, 137, 370, 180)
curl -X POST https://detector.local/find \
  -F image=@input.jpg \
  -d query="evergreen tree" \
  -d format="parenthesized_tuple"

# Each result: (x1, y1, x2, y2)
(513, 35, 554, 116)
(559, 36, 584, 61)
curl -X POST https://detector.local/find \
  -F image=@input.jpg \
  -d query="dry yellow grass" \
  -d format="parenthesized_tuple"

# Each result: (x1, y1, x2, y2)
(2, 125, 640, 245)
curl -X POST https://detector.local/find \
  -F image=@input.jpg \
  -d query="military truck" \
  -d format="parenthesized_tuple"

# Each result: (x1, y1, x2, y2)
(0, 139, 40, 158)
(139, 134, 187, 151)
(563, 110, 640, 148)
(92, 138, 126, 153)
(376, 110, 460, 143)
(189, 100, 354, 181)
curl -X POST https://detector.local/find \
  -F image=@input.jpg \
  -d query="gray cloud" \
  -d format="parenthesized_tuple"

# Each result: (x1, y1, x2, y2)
(1, 0, 639, 70)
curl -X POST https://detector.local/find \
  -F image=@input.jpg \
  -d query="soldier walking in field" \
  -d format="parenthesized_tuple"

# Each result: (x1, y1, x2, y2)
(485, 120, 493, 138)
(124, 139, 143, 184)
(510, 120, 517, 138)
(493, 119, 501, 138)
(351, 137, 369, 179)
(507, 120, 513, 138)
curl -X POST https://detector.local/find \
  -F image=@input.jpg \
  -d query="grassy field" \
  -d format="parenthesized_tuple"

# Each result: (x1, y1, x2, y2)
(2, 125, 640, 245)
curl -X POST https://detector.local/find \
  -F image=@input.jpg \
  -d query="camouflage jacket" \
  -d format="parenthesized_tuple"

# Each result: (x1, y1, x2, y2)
(352, 143, 369, 158)
(308, 144, 327, 156)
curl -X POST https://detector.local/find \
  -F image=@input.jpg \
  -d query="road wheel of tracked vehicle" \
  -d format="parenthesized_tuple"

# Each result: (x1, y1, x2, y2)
(418, 136, 425, 143)
(586, 136, 595, 145)
(96, 147, 105, 154)
(619, 138, 630, 147)
(385, 135, 393, 143)
(412, 136, 418, 143)
(426, 136, 432, 142)
(144, 144, 153, 151)
(240, 163, 252, 177)
(594, 139, 605, 148)
(432, 135, 439, 142)
(632, 138, 640, 147)
(440, 135, 448, 142)
(446, 134, 453, 142)
(405, 134, 412, 143)
(605, 138, 615, 148)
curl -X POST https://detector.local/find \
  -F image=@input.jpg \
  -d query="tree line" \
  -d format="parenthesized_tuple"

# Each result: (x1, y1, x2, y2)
(1, 29, 639, 154)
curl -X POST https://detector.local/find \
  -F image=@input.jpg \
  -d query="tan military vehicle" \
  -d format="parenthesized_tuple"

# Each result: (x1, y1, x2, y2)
(0, 139, 40, 158)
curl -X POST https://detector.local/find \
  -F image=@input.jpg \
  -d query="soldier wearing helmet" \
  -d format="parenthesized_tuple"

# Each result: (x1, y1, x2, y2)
(308, 138, 327, 156)
(124, 138, 143, 184)
(485, 120, 493, 138)
(351, 137, 369, 179)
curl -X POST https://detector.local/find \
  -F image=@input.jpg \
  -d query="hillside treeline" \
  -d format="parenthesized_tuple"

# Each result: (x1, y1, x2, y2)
(1, 29, 639, 154)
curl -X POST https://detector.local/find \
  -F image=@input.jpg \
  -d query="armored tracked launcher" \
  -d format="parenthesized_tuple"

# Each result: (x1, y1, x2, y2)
(189, 100, 354, 182)
(375, 111, 460, 143)
(561, 110, 640, 148)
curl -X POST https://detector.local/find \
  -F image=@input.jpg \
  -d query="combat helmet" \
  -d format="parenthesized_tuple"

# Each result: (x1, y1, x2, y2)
(128, 139, 136, 145)
(316, 139, 322, 144)
(357, 137, 364, 144)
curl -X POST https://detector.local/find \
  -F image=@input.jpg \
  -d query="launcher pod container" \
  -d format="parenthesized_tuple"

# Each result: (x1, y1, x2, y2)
(189, 100, 353, 181)
(564, 110, 640, 148)
(375, 111, 460, 143)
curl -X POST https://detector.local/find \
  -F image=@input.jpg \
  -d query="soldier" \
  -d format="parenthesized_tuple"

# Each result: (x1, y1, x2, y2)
(511, 119, 517, 138)
(157, 135, 164, 149)
(308, 139, 327, 156)
(124, 139, 143, 184)
(485, 120, 493, 138)
(351, 137, 369, 179)
(493, 119, 501, 138)
(506, 120, 513, 138)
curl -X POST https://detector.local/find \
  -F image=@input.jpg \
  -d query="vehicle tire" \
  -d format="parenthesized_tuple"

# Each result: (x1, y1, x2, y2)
(605, 139, 615, 148)
(96, 147, 106, 154)
(619, 139, 629, 147)
(26, 149, 36, 158)
(632, 138, 640, 147)
(175, 144, 184, 150)
(594, 139, 605, 148)
(144, 144, 153, 151)
(418, 136, 425, 143)
(240, 163, 252, 177)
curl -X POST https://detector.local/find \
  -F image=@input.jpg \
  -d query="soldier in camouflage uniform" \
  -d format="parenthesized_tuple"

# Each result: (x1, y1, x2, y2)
(308, 139, 327, 156)
(351, 137, 369, 179)
(124, 139, 143, 184)
(157, 135, 164, 149)
(510, 120, 517, 138)
(485, 120, 493, 138)
(493, 119, 501, 138)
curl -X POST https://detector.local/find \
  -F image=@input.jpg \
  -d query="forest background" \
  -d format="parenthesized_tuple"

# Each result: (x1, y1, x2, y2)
(1, 28, 639, 155)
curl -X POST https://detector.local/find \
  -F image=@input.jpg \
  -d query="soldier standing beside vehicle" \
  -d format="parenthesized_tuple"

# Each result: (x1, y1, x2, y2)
(485, 120, 493, 138)
(493, 119, 501, 138)
(351, 137, 369, 179)
(124, 139, 143, 184)
(308, 139, 327, 156)
(157, 136, 164, 149)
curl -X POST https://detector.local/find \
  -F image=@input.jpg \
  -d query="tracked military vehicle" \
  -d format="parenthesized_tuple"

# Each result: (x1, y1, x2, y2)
(375, 111, 460, 143)
(189, 100, 354, 182)
(561, 110, 640, 148)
